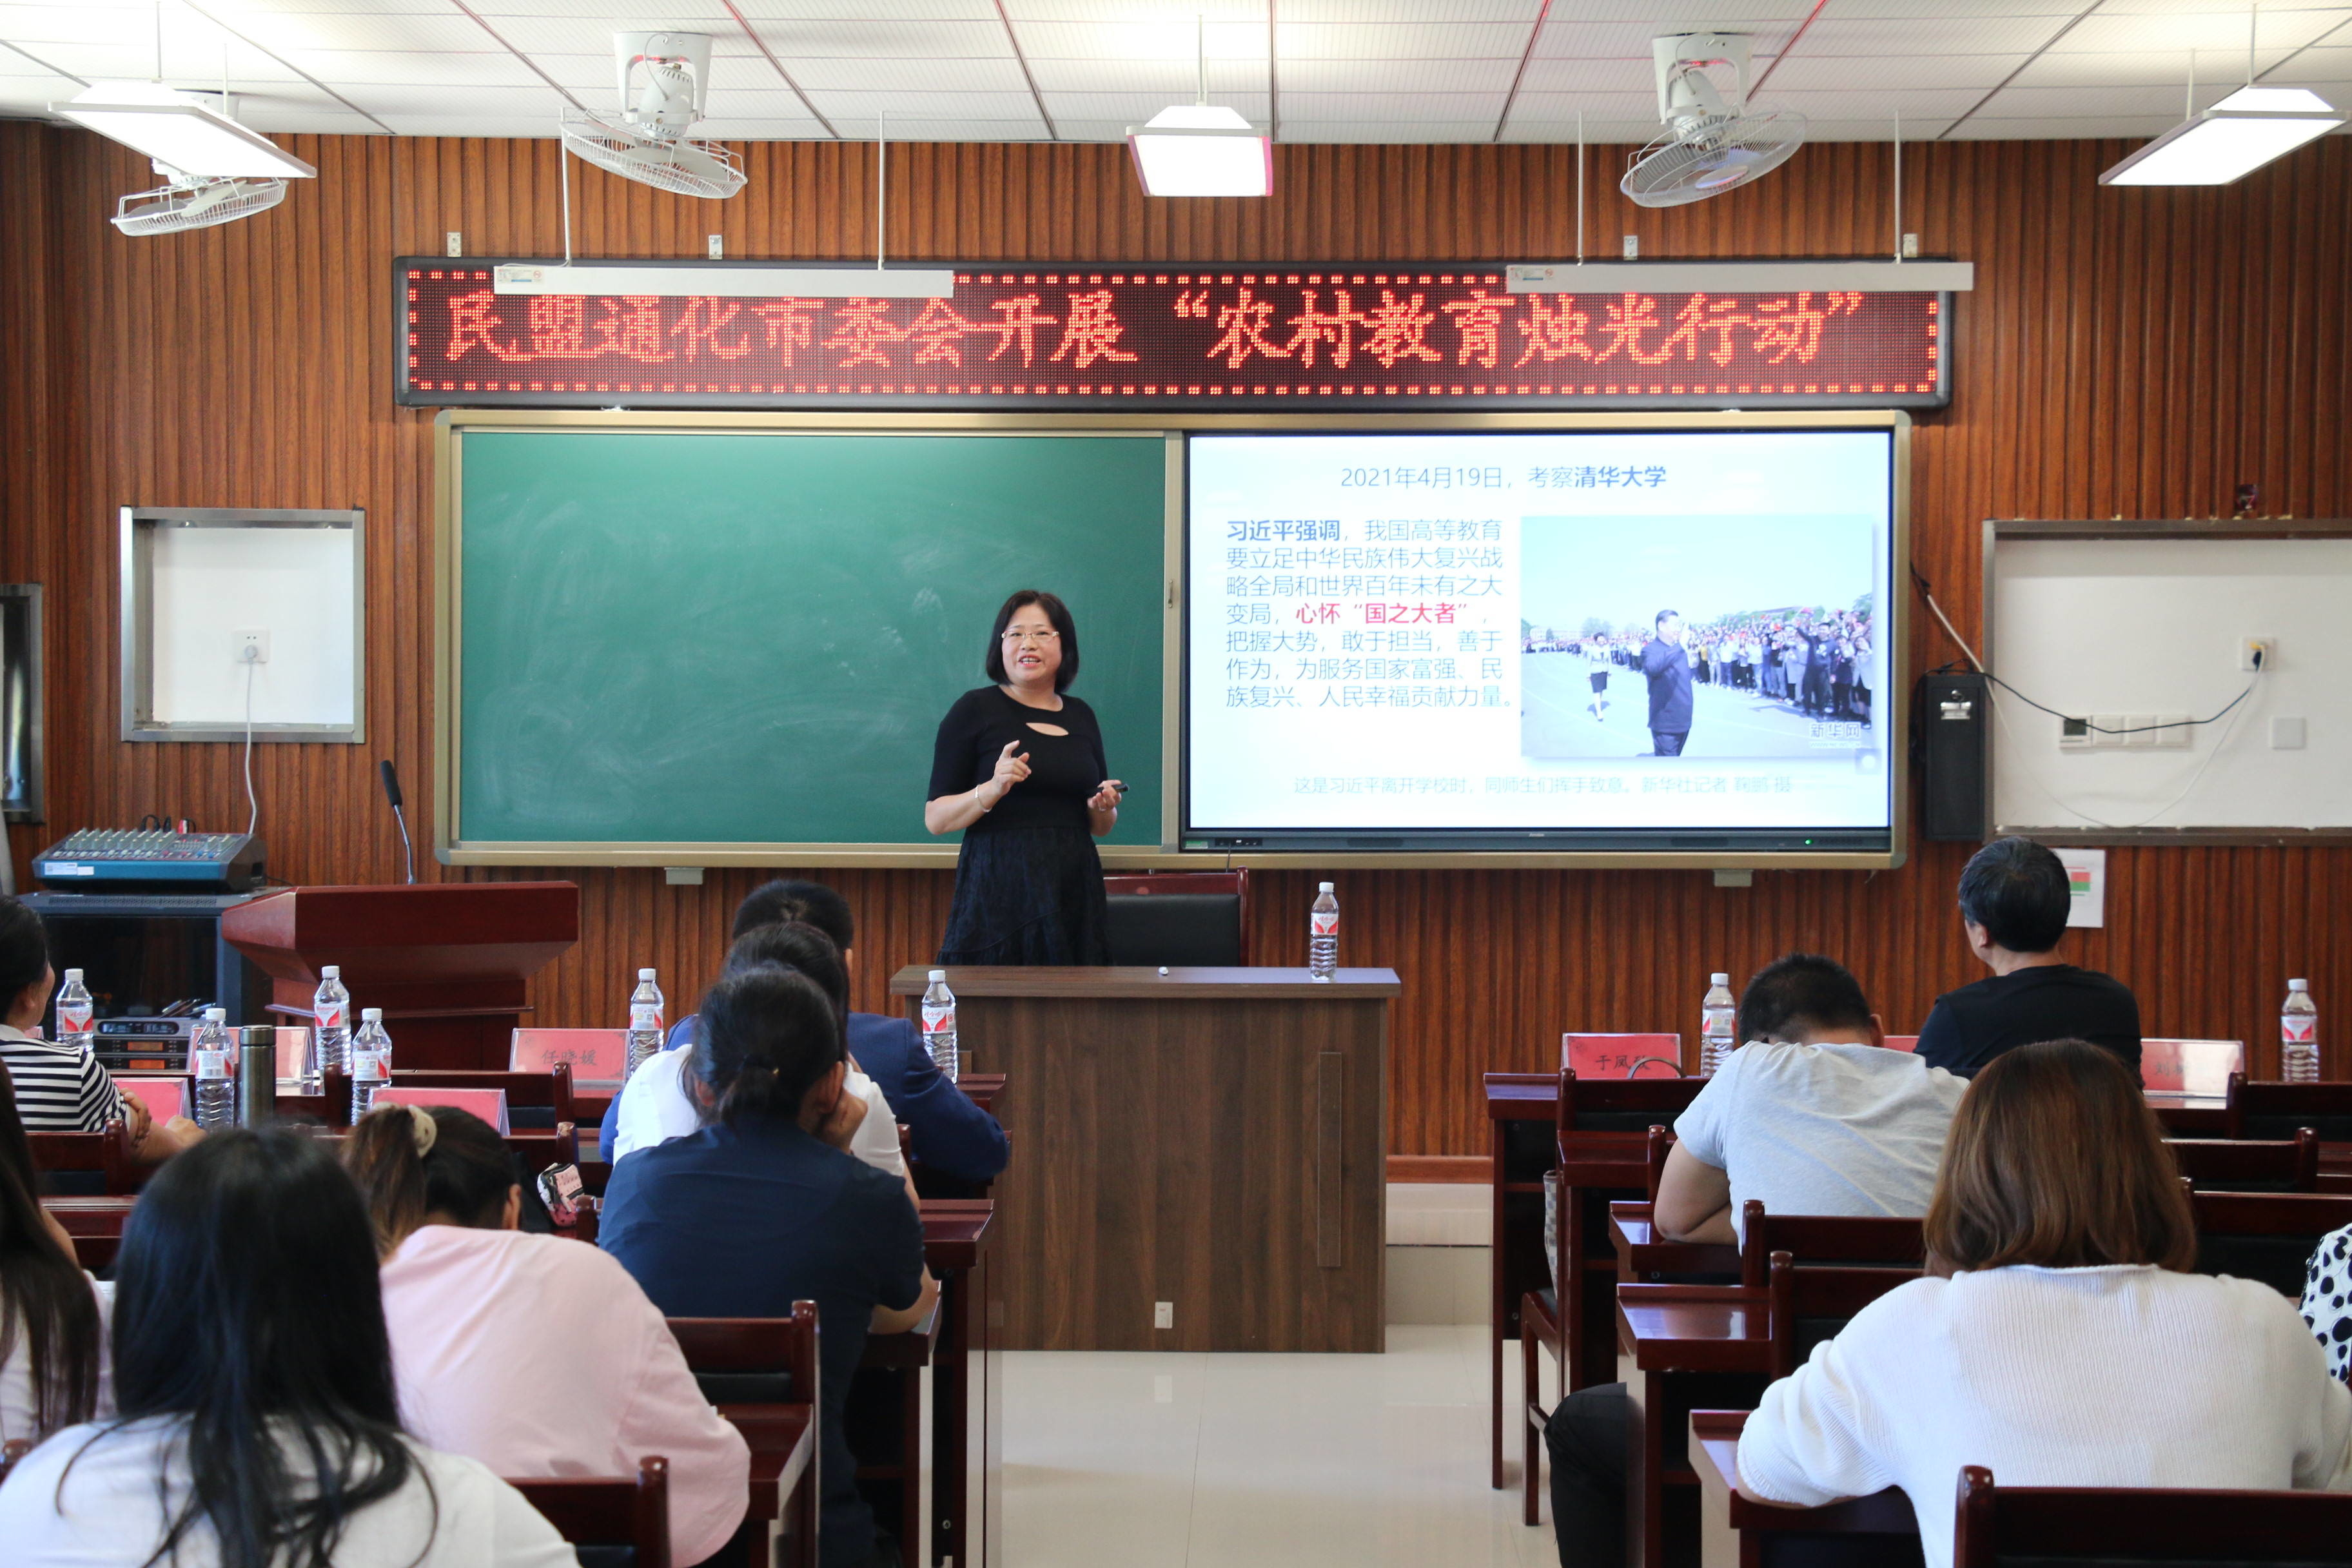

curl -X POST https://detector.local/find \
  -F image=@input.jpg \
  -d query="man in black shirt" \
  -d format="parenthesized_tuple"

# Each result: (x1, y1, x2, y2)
(1915, 836, 2142, 1079)
(1640, 610, 1694, 757)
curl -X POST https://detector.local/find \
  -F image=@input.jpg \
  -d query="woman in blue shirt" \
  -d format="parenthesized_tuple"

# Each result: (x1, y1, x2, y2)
(600, 963, 936, 1568)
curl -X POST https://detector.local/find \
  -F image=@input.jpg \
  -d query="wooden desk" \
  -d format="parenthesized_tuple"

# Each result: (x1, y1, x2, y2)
(1611, 1203, 1742, 1283)
(888, 965, 1396, 1353)
(1689, 1410, 1921, 1568)
(43, 1195, 136, 1269)
(1616, 1285, 1774, 1568)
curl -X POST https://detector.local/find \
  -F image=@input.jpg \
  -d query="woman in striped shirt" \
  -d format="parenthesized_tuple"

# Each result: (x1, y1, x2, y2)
(0, 896, 199, 1161)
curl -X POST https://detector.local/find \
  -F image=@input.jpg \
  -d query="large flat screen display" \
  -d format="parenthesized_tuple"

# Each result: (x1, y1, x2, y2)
(1184, 427, 1898, 854)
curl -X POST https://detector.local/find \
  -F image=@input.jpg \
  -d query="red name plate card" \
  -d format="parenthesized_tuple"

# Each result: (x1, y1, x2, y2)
(396, 260, 1948, 412)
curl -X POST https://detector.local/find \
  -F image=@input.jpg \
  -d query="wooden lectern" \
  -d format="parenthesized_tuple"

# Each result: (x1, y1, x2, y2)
(222, 883, 579, 1070)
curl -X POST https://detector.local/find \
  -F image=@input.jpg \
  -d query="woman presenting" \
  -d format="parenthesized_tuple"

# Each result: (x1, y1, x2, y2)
(925, 590, 1122, 965)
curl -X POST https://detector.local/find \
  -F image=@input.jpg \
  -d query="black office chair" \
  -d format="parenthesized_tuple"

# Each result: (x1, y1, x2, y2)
(1104, 870, 1250, 966)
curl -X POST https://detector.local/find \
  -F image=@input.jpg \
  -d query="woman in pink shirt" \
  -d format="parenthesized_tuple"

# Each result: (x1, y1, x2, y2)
(348, 1102, 750, 1566)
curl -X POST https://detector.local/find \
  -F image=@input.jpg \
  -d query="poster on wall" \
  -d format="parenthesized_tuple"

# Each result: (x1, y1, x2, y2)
(395, 259, 1950, 413)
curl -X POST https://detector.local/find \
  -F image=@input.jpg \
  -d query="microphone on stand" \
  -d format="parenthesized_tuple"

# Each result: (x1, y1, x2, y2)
(378, 760, 416, 885)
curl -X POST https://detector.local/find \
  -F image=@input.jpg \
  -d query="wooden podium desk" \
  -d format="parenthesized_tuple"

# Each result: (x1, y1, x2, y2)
(888, 965, 1398, 1353)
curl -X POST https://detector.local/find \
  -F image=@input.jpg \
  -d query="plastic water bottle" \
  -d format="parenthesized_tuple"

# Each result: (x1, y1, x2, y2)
(312, 965, 351, 1088)
(2283, 979, 2320, 1083)
(54, 969, 95, 1041)
(1700, 972, 1737, 1076)
(626, 969, 665, 1077)
(193, 1007, 236, 1131)
(351, 1008, 392, 1122)
(921, 969, 959, 1084)
(1309, 882, 1339, 979)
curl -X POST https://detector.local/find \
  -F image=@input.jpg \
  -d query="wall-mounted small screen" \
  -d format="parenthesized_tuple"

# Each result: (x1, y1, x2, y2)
(1183, 428, 1897, 854)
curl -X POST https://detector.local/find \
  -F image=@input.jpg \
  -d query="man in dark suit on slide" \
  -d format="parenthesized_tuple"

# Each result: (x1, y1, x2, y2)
(1640, 609, 1694, 757)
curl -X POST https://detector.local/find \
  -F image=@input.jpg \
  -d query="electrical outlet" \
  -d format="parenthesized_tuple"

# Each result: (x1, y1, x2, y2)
(234, 629, 270, 664)
(1901, 231, 1920, 259)
(444, 230, 462, 259)
(2241, 636, 2274, 672)
(1622, 234, 1640, 259)
(2124, 713, 2160, 748)
(2059, 716, 2092, 750)
(2091, 713, 2128, 749)
(1153, 1300, 1173, 1329)
(707, 233, 723, 260)
(2155, 713, 2192, 749)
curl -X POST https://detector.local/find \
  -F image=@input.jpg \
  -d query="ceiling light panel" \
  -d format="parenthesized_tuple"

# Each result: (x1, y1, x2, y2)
(2102, 110, 2341, 182)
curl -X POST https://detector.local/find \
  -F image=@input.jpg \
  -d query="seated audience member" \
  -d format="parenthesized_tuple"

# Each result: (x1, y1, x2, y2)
(1546, 954, 1964, 1568)
(1914, 837, 2141, 1079)
(0, 1127, 574, 1568)
(1654, 952, 1967, 1246)
(612, 921, 904, 1178)
(348, 1101, 750, 1567)
(1735, 1039, 2352, 1568)
(0, 1061, 108, 1446)
(598, 878, 1009, 1184)
(2300, 1224, 2352, 1383)
(601, 963, 936, 1568)
(0, 896, 200, 1164)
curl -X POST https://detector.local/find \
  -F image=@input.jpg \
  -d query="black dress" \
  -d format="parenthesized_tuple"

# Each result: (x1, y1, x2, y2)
(928, 685, 1111, 966)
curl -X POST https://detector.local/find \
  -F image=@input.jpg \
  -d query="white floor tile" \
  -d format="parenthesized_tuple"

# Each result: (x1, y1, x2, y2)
(1001, 1324, 1552, 1568)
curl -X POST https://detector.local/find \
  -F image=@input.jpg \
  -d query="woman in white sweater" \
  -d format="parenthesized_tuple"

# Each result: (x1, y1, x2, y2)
(0, 1128, 576, 1568)
(1737, 1037, 2352, 1568)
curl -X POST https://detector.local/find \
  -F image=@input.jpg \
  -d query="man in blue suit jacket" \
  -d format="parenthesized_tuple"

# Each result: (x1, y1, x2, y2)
(599, 879, 1011, 1182)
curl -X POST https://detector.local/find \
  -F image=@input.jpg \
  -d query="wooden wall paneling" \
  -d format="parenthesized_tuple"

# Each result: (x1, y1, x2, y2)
(3, 128, 2347, 1152)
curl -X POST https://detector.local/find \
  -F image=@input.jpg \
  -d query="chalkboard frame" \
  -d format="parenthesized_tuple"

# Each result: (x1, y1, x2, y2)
(435, 408, 1912, 871)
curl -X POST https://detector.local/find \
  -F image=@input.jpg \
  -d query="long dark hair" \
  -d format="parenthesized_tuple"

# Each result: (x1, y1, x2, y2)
(97, 1128, 425, 1568)
(0, 1059, 101, 1438)
(723, 921, 850, 1037)
(692, 965, 847, 1129)
(344, 1104, 518, 1254)
(0, 894, 51, 1011)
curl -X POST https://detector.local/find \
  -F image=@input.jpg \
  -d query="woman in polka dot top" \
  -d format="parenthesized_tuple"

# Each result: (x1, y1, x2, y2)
(2302, 1224, 2352, 1382)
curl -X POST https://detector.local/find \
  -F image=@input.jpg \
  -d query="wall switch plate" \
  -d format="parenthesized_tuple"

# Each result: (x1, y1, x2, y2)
(663, 867, 705, 885)
(2272, 716, 2308, 750)
(2091, 713, 2128, 749)
(1153, 1300, 1173, 1329)
(234, 629, 270, 663)
(2241, 636, 2274, 672)
(444, 231, 462, 258)
(1901, 232, 1920, 259)
(1622, 234, 1639, 259)
(707, 233, 723, 260)
(2124, 713, 2161, 748)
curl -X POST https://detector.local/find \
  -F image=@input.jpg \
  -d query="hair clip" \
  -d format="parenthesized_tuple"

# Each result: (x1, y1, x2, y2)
(408, 1103, 437, 1156)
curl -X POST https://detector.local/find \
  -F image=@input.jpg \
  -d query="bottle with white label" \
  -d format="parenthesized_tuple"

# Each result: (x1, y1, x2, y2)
(2282, 979, 2320, 1084)
(626, 969, 665, 1077)
(311, 965, 351, 1090)
(1700, 973, 1737, 1077)
(351, 1008, 392, 1122)
(921, 969, 959, 1084)
(193, 1007, 236, 1131)
(54, 969, 95, 1042)
(1309, 883, 1339, 979)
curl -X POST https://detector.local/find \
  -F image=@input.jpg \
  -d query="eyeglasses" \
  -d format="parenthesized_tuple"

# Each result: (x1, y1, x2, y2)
(1001, 629, 1060, 645)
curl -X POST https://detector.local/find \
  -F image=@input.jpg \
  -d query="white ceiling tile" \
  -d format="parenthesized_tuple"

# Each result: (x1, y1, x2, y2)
(2051, 12, 2348, 54)
(819, 116, 1044, 139)
(233, 108, 388, 133)
(2266, 44, 2352, 82)
(1512, 57, 1655, 93)
(1504, 90, 1672, 121)
(1787, 15, 2077, 54)
(674, 86, 820, 116)
(1039, 116, 1142, 139)
(1275, 21, 1535, 57)
(802, 88, 1046, 119)
(732, 0, 998, 15)
(1939, 114, 2180, 136)
(471, 17, 760, 55)
(688, 117, 828, 137)
(1815, 0, 2094, 14)
(1970, 82, 2204, 114)
(749, 19, 1015, 57)
(1767, 86, 1988, 115)
(1496, 117, 1668, 142)
(1275, 119, 1503, 140)
(516, 51, 624, 90)
(1, 2, 166, 46)
(1549, 0, 1819, 16)
(1764, 52, 2029, 89)
(235, 12, 514, 51)
(208, 0, 452, 12)
(786, 55, 1032, 91)
(1277, 57, 1520, 92)
(342, 82, 570, 113)
(1026, 57, 1269, 92)
(2006, 49, 2210, 86)
(1785, 115, 1958, 137)
(380, 115, 568, 136)
(1000, 1, 1265, 18)
(1279, 0, 1542, 19)
(1534, 21, 1748, 59)
(2092, 0, 2349, 15)
(705, 54, 815, 91)
(277, 49, 549, 86)
(1039, 90, 1271, 119)
(1001, 21, 1268, 60)
(1279, 91, 1506, 118)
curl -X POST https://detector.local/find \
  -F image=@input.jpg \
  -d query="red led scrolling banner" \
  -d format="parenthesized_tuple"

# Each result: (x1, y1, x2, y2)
(396, 260, 1948, 411)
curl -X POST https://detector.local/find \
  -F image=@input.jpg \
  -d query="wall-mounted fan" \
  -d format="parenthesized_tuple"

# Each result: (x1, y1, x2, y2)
(560, 31, 745, 199)
(1621, 34, 1806, 208)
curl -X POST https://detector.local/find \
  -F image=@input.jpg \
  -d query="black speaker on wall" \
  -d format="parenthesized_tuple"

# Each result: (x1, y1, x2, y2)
(1915, 672, 1990, 842)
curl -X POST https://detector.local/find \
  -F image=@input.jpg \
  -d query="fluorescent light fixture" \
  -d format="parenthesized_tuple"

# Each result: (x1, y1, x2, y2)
(1508, 260, 1974, 293)
(2100, 88, 2342, 186)
(50, 81, 316, 181)
(1127, 103, 1272, 198)
(494, 263, 954, 300)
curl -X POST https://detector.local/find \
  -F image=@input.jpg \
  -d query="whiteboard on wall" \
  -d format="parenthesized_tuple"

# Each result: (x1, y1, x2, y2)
(1984, 524, 2352, 839)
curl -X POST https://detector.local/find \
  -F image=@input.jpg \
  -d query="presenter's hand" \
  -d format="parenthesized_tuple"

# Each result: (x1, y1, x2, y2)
(988, 741, 1032, 803)
(1088, 780, 1124, 813)
(815, 1083, 870, 1152)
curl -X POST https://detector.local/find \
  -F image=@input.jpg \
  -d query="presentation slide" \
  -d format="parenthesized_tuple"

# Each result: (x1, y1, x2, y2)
(1184, 429, 1896, 849)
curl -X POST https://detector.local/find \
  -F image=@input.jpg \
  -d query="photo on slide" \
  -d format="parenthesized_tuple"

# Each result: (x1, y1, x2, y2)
(1520, 513, 1880, 761)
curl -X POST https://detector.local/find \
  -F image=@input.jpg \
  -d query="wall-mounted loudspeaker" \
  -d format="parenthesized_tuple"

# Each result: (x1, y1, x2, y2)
(1915, 672, 1989, 842)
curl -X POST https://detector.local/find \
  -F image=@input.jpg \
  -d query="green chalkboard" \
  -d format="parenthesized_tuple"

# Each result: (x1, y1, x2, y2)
(451, 429, 1166, 852)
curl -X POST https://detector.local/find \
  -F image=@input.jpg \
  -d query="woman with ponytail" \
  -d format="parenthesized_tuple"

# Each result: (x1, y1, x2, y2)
(348, 1102, 749, 1567)
(600, 963, 937, 1568)
(0, 1059, 106, 1445)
